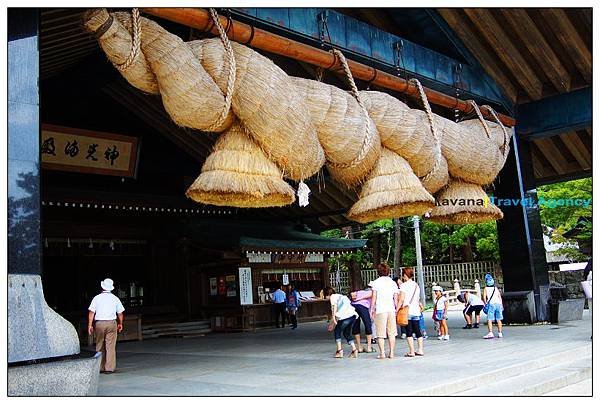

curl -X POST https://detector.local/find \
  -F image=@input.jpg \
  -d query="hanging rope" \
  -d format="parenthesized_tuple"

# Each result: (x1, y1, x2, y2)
(325, 48, 375, 170)
(467, 100, 492, 139)
(112, 8, 141, 73)
(411, 78, 442, 184)
(205, 8, 237, 132)
(482, 105, 510, 157)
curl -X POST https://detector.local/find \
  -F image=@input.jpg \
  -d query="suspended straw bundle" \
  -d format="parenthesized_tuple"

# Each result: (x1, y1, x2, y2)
(360, 91, 435, 177)
(291, 52, 380, 187)
(191, 40, 324, 181)
(421, 155, 449, 195)
(428, 179, 503, 224)
(185, 121, 296, 208)
(347, 148, 435, 223)
(84, 9, 235, 133)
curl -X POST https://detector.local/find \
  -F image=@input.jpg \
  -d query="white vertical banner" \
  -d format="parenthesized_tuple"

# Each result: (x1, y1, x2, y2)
(239, 267, 253, 305)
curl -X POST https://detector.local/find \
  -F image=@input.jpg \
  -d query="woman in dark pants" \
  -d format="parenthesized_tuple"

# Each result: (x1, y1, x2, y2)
(324, 287, 359, 358)
(350, 287, 374, 353)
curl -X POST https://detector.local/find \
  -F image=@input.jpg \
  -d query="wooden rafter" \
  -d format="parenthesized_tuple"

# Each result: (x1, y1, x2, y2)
(560, 132, 591, 170)
(530, 141, 558, 177)
(462, 9, 543, 100)
(437, 9, 518, 102)
(532, 137, 572, 175)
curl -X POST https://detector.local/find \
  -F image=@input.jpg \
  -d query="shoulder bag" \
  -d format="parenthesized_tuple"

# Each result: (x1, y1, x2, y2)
(396, 283, 418, 326)
(483, 287, 496, 314)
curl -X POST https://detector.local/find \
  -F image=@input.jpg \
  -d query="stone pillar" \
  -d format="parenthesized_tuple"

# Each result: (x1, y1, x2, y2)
(495, 134, 550, 322)
(8, 9, 100, 395)
(474, 279, 481, 298)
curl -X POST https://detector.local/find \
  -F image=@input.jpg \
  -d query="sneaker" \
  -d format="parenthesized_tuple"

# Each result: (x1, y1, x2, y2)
(443, 335, 450, 340)
(473, 323, 479, 329)
(462, 324, 472, 329)
(437, 335, 444, 340)
(497, 332, 503, 338)
(483, 332, 494, 339)
(423, 334, 429, 340)
(400, 333, 406, 339)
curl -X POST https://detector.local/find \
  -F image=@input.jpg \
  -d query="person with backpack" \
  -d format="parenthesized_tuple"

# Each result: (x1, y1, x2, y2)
(432, 286, 449, 340)
(482, 274, 504, 339)
(324, 287, 359, 358)
(286, 284, 301, 329)
(398, 267, 424, 357)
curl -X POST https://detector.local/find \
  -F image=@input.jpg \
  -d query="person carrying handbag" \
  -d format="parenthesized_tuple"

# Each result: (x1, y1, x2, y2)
(397, 267, 424, 357)
(482, 274, 504, 339)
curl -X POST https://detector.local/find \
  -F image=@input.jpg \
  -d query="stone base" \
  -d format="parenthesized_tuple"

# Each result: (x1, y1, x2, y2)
(550, 298, 585, 324)
(503, 290, 536, 324)
(8, 352, 101, 396)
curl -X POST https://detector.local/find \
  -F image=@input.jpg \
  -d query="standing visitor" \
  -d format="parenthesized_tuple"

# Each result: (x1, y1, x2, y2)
(432, 286, 449, 340)
(582, 258, 592, 339)
(350, 286, 374, 353)
(286, 284, 301, 329)
(272, 284, 287, 328)
(324, 287, 359, 358)
(87, 278, 125, 373)
(482, 274, 504, 339)
(462, 290, 484, 329)
(398, 267, 424, 357)
(369, 263, 400, 359)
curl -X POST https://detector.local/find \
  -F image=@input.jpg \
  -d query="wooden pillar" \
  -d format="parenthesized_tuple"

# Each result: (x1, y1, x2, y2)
(372, 233, 381, 267)
(393, 218, 402, 277)
(349, 258, 362, 291)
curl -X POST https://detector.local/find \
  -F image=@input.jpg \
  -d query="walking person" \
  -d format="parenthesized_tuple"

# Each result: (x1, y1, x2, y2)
(272, 283, 287, 328)
(432, 286, 449, 340)
(87, 278, 125, 373)
(482, 274, 504, 339)
(350, 286, 374, 353)
(461, 290, 484, 329)
(398, 267, 424, 357)
(324, 287, 359, 358)
(286, 284, 301, 329)
(369, 263, 400, 359)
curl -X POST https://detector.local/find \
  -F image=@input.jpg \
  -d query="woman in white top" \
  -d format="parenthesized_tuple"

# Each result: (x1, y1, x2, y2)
(462, 290, 485, 329)
(398, 267, 424, 357)
(324, 287, 359, 358)
(368, 263, 400, 359)
(482, 274, 504, 339)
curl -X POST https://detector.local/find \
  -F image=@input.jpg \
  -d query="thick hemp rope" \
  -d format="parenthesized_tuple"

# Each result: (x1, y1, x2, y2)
(205, 8, 237, 132)
(112, 8, 141, 72)
(482, 104, 510, 157)
(326, 48, 375, 170)
(468, 100, 492, 140)
(411, 78, 442, 184)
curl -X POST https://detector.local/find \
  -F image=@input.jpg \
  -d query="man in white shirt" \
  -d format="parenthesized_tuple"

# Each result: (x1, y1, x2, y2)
(88, 278, 125, 373)
(368, 263, 400, 359)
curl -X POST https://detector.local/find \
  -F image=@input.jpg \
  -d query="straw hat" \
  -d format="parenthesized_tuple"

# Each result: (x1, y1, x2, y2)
(348, 148, 435, 223)
(428, 179, 503, 224)
(185, 121, 296, 208)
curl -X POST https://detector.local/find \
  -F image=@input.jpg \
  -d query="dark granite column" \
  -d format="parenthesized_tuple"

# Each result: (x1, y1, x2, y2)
(495, 134, 550, 322)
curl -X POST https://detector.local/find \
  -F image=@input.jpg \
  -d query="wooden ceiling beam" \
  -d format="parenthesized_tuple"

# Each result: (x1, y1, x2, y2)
(560, 132, 591, 170)
(437, 9, 518, 102)
(462, 9, 543, 100)
(532, 138, 569, 174)
(500, 9, 570, 93)
(538, 9, 591, 83)
(530, 141, 558, 177)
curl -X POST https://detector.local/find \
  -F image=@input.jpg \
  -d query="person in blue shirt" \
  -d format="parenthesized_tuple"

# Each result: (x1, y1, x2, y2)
(286, 284, 301, 329)
(272, 284, 287, 328)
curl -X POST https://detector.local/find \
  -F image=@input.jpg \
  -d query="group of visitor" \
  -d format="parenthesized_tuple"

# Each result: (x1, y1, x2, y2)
(272, 283, 301, 329)
(324, 265, 505, 359)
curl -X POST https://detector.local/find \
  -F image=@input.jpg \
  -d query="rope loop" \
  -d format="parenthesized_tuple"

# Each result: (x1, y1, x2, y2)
(112, 8, 141, 73)
(325, 49, 375, 170)
(467, 100, 492, 139)
(482, 105, 510, 156)
(410, 78, 442, 183)
(205, 8, 237, 132)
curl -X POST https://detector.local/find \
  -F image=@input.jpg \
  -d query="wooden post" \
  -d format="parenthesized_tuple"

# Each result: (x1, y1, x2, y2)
(393, 218, 402, 277)
(372, 233, 381, 268)
(454, 278, 461, 294)
(474, 279, 482, 297)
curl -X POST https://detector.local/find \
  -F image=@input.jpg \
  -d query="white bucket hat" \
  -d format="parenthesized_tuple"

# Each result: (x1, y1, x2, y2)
(432, 285, 443, 292)
(100, 278, 114, 291)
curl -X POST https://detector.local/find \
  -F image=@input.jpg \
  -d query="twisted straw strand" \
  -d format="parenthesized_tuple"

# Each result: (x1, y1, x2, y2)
(411, 78, 442, 183)
(113, 8, 141, 72)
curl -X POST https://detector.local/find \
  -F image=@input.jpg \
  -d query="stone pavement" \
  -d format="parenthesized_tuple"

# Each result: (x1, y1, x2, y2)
(96, 308, 592, 396)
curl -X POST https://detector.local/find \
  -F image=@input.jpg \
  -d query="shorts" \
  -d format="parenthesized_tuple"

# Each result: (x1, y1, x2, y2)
(405, 317, 422, 339)
(434, 310, 447, 321)
(464, 304, 483, 316)
(374, 312, 398, 339)
(486, 303, 504, 321)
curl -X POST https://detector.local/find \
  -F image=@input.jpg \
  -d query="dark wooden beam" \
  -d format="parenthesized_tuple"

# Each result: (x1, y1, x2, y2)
(437, 9, 518, 102)
(539, 9, 592, 83)
(559, 132, 591, 171)
(535, 169, 592, 186)
(462, 9, 543, 100)
(532, 138, 570, 175)
(530, 141, 558, 178)
(500, 9, 570, 93)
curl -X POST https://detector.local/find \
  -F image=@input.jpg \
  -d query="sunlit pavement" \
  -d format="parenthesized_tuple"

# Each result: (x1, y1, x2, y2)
(96, 308, 592, 396)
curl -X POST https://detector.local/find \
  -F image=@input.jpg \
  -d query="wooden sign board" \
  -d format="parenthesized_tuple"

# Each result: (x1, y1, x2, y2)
(41, 124, 139, 178)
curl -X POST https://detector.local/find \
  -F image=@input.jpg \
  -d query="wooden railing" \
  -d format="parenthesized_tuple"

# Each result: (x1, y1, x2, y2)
(420, 261, 499, 285)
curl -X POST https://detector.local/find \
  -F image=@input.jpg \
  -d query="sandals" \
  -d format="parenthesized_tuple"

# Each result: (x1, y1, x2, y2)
(376, 354, 386, 359)
(404, 353, 416, 357)
(333, 349, 343, 359)
(415, 352, 424, 356)
(348, 349, 359, 359)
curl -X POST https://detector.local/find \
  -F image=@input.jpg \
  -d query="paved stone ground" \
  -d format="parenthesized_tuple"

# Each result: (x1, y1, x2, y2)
(96, 308, 592, 396)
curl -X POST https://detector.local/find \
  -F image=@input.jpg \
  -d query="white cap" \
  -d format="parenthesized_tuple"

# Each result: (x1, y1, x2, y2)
(100, 278, 114, 291)
(432, 285, 443, 292)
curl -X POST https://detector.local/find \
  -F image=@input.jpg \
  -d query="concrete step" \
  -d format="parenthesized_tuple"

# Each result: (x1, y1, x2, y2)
(457, 357, 591, 396)
(544, 377, 592, 396)
(413, 344, 591, 395)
